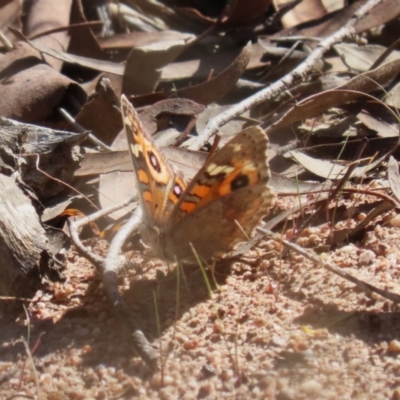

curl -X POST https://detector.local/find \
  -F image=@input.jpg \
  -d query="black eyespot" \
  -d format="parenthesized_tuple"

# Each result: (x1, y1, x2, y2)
(148, 150, 161, 172)
(231, 174, 250, 191)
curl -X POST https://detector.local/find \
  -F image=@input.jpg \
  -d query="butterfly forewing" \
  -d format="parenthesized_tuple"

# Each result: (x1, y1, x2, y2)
(121, 95, 186, 225)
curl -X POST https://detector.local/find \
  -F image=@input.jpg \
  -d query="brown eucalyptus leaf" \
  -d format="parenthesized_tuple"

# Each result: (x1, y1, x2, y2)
(24, 38, 124, 75)
(196, 105, 253, 138)
(289, 151, 349, 179)
(0, 63, 86, 123)
(98, 30, 194, 50)
(269, 173, 329, 194)
(223, 0, 271, 25)
(384, 82, 400, 109)
(0, 0, 21, 44)
(161, 44, 267, 82)
(356, 110, 398, 138)
(289, 145, 391, 180)
(75, 151, 131, 177)
(279, 0, 328, 28)
(177, 42, 251, 104)
(334, 43, 400, 72)
(140, 98, 205, 135)
(24, 0, 72, 71)
(68, 0, 103, 59)
(287, 0, 400, 39)
(75, 77, 121, 146)
(355, 0, 400, 33)
(268, 58, 400, 133)
(131, 42, 252, 107)
(279, 1, 361, 38)
(123, 40, 187, 95)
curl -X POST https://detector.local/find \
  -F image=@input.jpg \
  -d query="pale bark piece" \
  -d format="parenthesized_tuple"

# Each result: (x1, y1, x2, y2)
(109, 1, 168, 32)
(0, 117, 85, 198)
(0, 174, 47, 299)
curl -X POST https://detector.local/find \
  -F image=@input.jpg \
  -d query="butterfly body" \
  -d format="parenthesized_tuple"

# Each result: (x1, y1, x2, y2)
(121, 95, 275, 262)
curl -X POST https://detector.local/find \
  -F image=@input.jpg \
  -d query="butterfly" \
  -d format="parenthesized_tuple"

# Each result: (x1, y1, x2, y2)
(121, 95, 275, 262)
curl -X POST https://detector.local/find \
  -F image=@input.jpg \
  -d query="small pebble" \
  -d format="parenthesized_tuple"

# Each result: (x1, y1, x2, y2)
(388, 340, 400, 353)
(358, 249, 376, 266)
(300, 379, 323, 394)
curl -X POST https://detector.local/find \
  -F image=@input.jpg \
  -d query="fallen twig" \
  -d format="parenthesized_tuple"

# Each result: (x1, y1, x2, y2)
(260, 228, 400, 304)
(189, 0, 382, 150)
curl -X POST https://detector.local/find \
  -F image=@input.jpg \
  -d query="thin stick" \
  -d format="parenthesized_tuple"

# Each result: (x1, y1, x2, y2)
(259, 228, 400, 303)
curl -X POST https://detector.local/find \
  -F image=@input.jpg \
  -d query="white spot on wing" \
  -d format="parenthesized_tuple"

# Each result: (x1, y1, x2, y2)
(242, 161, 257, 171)
(206, 163, 234, 176)
(231, 143, 242, 152)
(130, 143, 142, 157)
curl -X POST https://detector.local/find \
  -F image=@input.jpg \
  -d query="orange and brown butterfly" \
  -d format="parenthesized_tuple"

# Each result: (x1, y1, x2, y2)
(121, 95, 275, 262)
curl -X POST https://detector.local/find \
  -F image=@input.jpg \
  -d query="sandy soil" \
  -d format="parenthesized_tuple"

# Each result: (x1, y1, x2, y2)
(2, 196, 400, 400)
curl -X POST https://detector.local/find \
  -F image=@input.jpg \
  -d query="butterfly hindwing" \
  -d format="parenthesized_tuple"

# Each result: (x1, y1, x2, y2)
(172, 126, 272, 219)
(163, 127, 275, 260)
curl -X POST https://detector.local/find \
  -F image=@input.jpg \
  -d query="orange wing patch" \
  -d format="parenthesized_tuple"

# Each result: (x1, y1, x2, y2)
(179, 160, 260, 215)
